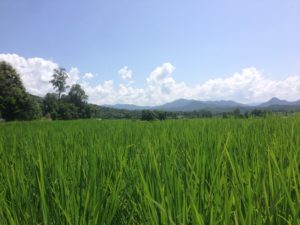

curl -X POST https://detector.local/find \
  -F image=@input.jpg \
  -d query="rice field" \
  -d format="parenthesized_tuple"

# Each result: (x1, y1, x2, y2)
(0, 117, 299, 224)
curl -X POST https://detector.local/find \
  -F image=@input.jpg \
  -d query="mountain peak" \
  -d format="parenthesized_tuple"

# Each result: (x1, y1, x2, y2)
(259, 97, 293, 107)
(268, 97, 288, 103)
(268, 97, 282, 102)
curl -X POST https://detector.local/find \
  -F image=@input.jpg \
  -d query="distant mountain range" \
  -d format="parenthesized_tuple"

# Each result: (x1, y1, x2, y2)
(104, 97, 300, 112)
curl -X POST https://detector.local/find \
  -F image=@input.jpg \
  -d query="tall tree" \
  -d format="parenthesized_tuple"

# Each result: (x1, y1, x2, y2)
(0, 61, 41, 120)
(50, 67, 68, 100)
(68, 84, 88, 107)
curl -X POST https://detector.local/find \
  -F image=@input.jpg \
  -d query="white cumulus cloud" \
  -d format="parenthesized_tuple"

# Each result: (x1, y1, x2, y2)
(118, 66, 132, 80)
(192, 68, 300, 103)
(67, 67, 80, 86)
(1, 53, 300, 106)
(145, 63, 188, 105)
(83, 72, 94, 79)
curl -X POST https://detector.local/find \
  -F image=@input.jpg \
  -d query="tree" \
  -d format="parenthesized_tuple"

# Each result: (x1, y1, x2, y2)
(157, 111, 167, 120)
(141, 110, 157, 121)
(222, 112, 228, 118)
(0, 61, 42, 120)
(43, 93, 59, 119)
(50, 67, 68, 100)
(233, 108, 242, 118)
(250, 109, 268, 117)
(57, 103, 79, 120)
(68, 84, 88, 107)
(19, 95, 42, 120)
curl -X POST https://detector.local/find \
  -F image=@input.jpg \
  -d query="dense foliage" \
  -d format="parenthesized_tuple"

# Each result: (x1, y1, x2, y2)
(0, 61, 42, 121)
(0, 117, 299, 224)
(141, 110, 157, 121)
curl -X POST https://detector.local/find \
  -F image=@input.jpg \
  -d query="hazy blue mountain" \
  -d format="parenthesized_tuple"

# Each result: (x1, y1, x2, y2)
(258, 97, 300, 107)
(103, 104, 151, 110)
(105, 99, 246, 111)
(104, 97, 300, 112)
(155, 99, 196, 110)
(155, 99, 245, 111)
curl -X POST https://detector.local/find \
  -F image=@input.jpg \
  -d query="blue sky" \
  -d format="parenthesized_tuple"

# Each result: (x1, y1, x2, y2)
(0, 0, 300, 105)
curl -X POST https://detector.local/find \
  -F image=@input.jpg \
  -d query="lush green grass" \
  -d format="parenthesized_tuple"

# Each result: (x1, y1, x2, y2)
(0, 117, 299, 224)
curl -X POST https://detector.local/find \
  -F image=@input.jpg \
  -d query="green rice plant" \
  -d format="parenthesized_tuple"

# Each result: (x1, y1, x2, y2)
(0, 116, 299, 224)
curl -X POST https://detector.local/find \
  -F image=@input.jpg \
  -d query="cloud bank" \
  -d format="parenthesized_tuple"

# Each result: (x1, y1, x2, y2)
(1, 53, 300, 105)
